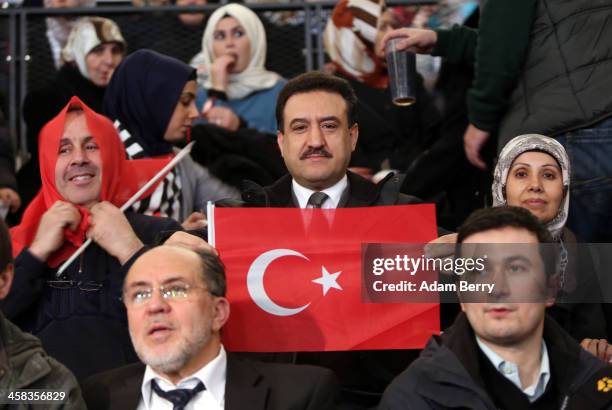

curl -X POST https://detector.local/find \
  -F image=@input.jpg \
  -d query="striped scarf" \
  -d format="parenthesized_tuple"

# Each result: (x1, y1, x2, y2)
(115, 120, 183, 220)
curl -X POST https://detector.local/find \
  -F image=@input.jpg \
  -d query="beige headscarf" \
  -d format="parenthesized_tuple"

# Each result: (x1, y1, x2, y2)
(62, 17, 126, 80)
(194, 3, 281, 99)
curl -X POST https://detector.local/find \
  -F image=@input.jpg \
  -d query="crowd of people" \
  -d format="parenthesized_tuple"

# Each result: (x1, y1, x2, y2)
(0, 0, 612, 409)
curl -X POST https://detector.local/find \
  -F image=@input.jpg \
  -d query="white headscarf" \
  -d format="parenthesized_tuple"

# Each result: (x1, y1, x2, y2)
(62, 17, 126, 80)
(492, 134, 571, 240)
(195, 3, 281, 100)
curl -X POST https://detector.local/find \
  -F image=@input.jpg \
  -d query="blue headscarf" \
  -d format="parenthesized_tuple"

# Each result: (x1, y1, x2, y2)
(103, 49, 195, 156)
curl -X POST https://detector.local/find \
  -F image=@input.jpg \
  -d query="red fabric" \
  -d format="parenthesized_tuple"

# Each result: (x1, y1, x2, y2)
(11, 96, 171, 267)
(214, 204, 440, 352)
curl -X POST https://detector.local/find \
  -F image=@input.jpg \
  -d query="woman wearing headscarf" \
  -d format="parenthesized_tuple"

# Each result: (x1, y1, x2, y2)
(433, 134, 610, 358)
(192, 3, 286, 134)
(323, 0, 441, 174)
(19, 17, 127, 219)
(26, 0, 97, 92)
(104, 49, 239, 229)
(492, 134, 609, 347)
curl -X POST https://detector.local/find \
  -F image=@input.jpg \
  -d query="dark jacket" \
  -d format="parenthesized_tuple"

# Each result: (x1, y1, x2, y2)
(498, 0, 612, 146)
(236, 171, 422, 208)
(81, 353, 337, 410)
(547, 227, 608, 342)
(379, 313, 612, 410)
(0, 313, 86, 409)
(0, 212, 180, 381)
(0, 129, 16, 190)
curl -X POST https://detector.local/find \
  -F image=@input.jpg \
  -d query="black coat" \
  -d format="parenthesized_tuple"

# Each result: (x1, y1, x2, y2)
(379, 313, 612, 410)
(235, 171, 421, 208)
(81, 353, 337, 410)
(0, 212, 180, 381)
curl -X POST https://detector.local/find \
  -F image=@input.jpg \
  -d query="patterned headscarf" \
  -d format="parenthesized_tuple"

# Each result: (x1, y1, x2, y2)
(492, 134, 570, 240)
(62, 17, 126, 81)
(323, 0, 389, 89)
(195, 3, 281, 100)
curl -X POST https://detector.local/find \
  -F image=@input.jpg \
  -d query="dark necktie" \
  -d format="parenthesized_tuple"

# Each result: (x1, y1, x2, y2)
(151, 379, 206, 410)
(307, 192, 329, 208)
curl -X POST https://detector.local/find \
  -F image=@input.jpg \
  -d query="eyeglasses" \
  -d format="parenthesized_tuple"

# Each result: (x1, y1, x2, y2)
(122, 283, 213, 307)
(47, 280, 104, 292)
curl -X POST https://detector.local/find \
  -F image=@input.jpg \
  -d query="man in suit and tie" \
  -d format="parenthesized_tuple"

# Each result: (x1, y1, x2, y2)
(218, 71, 427, 408)
(231, 71, 420, 209)
(81, 244, 337, 410)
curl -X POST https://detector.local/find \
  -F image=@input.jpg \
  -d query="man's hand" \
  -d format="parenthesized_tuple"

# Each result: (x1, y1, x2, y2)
(87, 202, 143, 265)
(381, 28, 438, 55)
(463, 124, 491, 170)
(0, 188, 21, 213)
(182, 211, 207, 230)
(164, 231, 218, 255)
(580, 338, 612, 363)
(424, 233, 458, 276)
(205, 106, 240, 131)
(29, 201, 81, 262)
(210, 54, 236, 92)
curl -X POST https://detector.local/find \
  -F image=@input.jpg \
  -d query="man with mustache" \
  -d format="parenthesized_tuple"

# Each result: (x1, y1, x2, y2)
(220, 71, 424, 408)
(81, 245, 337, 410)
(233, 71, 419, 209)
(0, 97, 181, 381)
(380, 207, 612, 409)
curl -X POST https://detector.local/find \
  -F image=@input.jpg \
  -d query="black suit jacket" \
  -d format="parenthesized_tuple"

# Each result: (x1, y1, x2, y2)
(81, 353, 337, 410)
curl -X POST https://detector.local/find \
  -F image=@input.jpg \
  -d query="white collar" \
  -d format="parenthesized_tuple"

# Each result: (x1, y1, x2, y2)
(291, 175, 348, 209)
(476, 337, 550, 402)
(140, 345, 227, 409)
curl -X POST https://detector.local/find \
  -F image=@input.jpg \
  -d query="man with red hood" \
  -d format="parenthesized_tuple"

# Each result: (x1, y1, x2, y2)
(0, 97, 181, 381)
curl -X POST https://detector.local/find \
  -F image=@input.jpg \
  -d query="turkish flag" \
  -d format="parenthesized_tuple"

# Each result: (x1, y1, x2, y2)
(214, 204, 439, 351)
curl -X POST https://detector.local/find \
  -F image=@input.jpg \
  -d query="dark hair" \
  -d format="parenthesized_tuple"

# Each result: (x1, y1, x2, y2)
(457, 206, 557, 276)
(193, 249, 227, 297)
(0, 219, 12, 273)
(275, 71, 358, 132)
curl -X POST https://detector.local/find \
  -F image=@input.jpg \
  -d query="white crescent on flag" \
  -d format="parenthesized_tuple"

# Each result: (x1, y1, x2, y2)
(246, 249, 311, 316)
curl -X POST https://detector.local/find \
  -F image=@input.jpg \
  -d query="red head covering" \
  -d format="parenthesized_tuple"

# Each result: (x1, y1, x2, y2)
(11, 96, 171, 267)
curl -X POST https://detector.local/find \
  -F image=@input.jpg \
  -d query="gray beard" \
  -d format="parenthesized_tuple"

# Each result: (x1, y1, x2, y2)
(131, 320, 211, 374)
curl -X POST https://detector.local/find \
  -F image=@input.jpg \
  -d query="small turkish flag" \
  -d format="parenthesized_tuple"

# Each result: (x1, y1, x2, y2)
(214, 204, 439, 351)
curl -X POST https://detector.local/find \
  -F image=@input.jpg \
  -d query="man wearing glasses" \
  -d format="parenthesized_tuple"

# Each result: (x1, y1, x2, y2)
(82, 244, 337, 410)
(0, 98, 181, 381)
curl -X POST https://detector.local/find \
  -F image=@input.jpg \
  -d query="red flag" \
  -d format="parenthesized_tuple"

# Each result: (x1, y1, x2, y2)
(214, 204, 440, 352)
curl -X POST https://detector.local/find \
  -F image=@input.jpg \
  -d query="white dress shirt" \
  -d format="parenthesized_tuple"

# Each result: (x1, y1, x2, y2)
(476, 337, 550, 402)
(292, 175, 348, 209)
(137, 345, 227, 410)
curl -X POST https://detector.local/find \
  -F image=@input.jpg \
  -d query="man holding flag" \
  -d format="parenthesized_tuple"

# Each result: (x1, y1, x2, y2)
(214, 72, 440, 408)
(0, 97, 181, 380)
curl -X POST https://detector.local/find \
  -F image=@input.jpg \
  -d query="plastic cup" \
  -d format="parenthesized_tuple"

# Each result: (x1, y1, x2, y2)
(386, 38, 417, 106)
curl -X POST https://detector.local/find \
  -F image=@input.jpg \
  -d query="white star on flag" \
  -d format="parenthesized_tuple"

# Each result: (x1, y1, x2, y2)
(312, 266, 342, 296)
